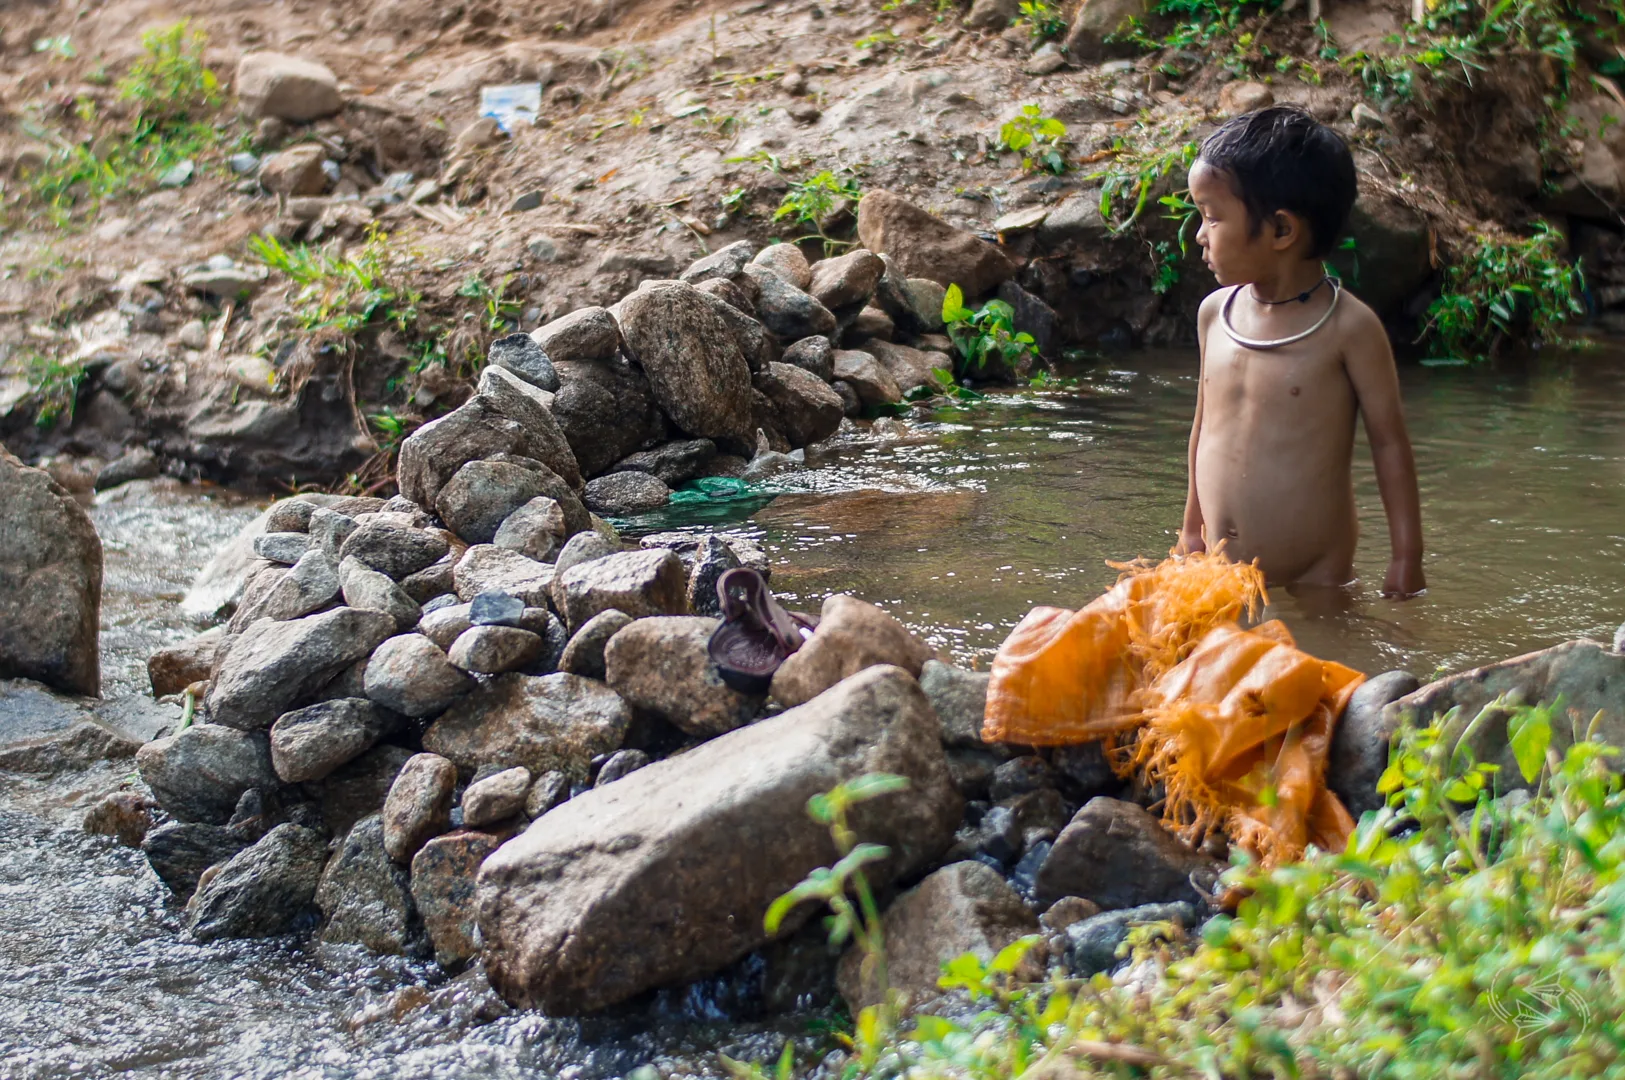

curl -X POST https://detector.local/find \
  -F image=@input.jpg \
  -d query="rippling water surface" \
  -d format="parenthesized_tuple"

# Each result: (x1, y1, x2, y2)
(6, 350, 1625, 1077)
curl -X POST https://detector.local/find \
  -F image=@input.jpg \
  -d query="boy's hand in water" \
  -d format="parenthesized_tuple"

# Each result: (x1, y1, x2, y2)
(1382, 556, 1426, 599)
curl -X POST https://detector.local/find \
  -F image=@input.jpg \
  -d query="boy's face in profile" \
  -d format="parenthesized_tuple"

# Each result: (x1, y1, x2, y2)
(1190, 159, 1294, 287)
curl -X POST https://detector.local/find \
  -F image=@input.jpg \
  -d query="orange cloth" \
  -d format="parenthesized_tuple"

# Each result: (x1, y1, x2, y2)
(983, 553, 1362, 866)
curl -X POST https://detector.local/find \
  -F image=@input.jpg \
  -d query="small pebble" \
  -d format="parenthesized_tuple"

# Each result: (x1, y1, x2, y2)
(470, 590, 526, 627)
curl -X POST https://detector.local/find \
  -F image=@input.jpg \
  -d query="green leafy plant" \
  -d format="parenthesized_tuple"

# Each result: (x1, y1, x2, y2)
(774, 170, 863, 256)
(457, 272, 523, 334)
(1016, 0, 1068, 42)
(250, 226, 420, 338)
(21, 351, 84, 429)
(997, 105, 1068, 174)
(721, 186, 749, 216)
(117, 20, 220, 120)
(942, 284, 1038, 375)
(1089, 135, 1199, 232)
(1420, 222, 1584, 363)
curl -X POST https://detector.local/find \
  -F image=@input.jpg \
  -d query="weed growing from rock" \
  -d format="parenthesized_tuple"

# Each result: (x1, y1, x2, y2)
(774, 170, 864, 256)
(1421, 223, 1585, 363)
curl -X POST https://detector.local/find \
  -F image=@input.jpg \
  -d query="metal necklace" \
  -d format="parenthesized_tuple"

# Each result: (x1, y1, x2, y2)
(1219, 276, 1342, 351)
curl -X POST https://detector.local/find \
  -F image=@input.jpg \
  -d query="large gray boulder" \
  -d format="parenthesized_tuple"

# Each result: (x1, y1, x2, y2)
(742, 264, 838, 342)
(424, 672, 631, 780)
(1383, 640, 1625, 794)
(752, 362, 844, 449)
(136, 723, 278, 824)
(206, 607, 396, 730)
(186, 823, 329, 941)
(615, 281, 755, 442)
(0, 449, 102, 695)
(436, 460, 568, 545)
(476, 665, 962, 1013)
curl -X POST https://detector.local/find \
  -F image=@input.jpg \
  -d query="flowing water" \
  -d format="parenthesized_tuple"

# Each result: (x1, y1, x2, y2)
(5, 350, 1625, 1078)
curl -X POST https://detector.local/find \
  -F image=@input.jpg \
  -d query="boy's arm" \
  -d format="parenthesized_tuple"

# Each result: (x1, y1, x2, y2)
(1343, 304, 1426, 597)
(1178, 294, 1221, 555)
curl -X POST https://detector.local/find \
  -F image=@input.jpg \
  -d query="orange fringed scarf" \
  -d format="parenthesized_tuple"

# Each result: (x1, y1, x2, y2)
(983, 552, 1362, 867)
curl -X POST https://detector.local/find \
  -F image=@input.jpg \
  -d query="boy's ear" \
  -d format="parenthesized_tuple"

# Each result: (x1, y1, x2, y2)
(1269, 210, 1306, 251)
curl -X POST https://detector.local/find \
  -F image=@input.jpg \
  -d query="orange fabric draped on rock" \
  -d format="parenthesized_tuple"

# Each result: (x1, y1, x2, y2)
(982, 552, 1363, 867)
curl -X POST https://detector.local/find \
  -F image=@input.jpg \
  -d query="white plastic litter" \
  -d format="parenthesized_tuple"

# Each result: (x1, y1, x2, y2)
(480, 83, 542, 132)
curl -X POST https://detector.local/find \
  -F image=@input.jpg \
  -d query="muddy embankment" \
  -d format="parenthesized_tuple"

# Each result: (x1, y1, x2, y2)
(2, 0, 1622, 494)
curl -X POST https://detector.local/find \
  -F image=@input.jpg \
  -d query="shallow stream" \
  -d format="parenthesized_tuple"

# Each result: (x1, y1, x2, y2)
(5, 349, 1625, 1078)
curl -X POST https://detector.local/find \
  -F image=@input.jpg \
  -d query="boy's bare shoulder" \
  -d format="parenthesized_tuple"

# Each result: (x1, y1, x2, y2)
(1196, 286, 1231, 341)
(1332, 285, 1384, 336)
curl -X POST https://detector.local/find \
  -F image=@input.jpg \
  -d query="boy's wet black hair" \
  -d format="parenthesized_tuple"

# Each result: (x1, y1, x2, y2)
(1196, 105, 1356, 259)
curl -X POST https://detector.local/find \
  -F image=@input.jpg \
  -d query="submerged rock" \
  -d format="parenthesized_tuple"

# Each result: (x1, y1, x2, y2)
(1034, 797, 1221, 910)
(424, 672, 631, 779)
(186, 823, 329, 942)
(0, 448, 103, 696)
(316, 815, 427, 956)
(477, 665, 961, 1014)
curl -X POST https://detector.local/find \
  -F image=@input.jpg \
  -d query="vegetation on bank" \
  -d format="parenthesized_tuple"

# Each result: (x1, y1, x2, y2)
(754, 699, 1625, 1079)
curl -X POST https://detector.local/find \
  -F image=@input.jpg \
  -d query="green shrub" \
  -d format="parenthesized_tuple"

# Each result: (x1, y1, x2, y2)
(774, 170, 864, 256)
(249, 226, 420, 338)
(942, 284, 1038, 375)
(729, 699, 1625, 1079)
(997, 106, 1068, 175)
(1422, 223, 1584, 363)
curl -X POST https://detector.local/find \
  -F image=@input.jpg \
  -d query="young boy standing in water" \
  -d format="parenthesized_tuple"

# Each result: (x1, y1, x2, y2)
(1176, 106, 1426, 597)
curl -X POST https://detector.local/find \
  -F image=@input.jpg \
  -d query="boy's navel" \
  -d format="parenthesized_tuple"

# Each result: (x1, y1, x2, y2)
(1290, 387, 1300, 396)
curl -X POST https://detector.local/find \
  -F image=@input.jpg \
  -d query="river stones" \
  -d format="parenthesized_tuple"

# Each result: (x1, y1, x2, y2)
(830, 350, 902, 406)
(609, 439, 719, 488)
(136, 723, 278, 824)
(752, 362, 844, 448)
(462, 766, 531, 827)
(307, 743, 415, 840)
(808, 249, 884, 311)
(269, 698, 392, 783)
(918, 660, 995, 749)
(558, 610, 633, 680)
(364, 634, 474, 718)
(424, 672, 631, 780)
(476, 665, 961, 1014)
(141, 821, 251, 898)
(685, 536, 740, 618)
(1061, 902, 1202, 978)
(614, 281, 755, 442)
(486, 332, 559, 393)
(436, 461, 559, 546)
(339, 518, 449, 580)
(475, 366, 581, 490)
(549, 357, 667, 480)
(253, 532, 311, 565)
(339, 558, 421, 631)
(680, 239, 756, 285)
(742, 264, 838, 342)
(0, 450, 103, 695)
(604, 616, 761, 737)
(453, 547, 556, 608)
(492, 497, 569, 562)
(236, 52, 342, 122)
(781, 336, 834, 382)
(1327, 670, 1421, 819)
(413, 829, 510, 967)
(530, 306, 621, 363)
(231, 548, 340, 628)
(593, 748, 649, 787)
(187, 823, 329, 942)
(860, 340, 947, 397)
(447, 626, 545, 675)
(770, 595, 933, 708)
(582, 472, 671, 515)
(207, 607, 396, 730)
(1034, 797, 1222, 910)
(856, 190, 1017, 298)
(382, 752, 457, 863)
(316, 815, 427, 956)
(836, 860, 1039, 1013)
(752, 242, 813, 290)
(147, 627, 226, 698)
(555, 549, 687, 633)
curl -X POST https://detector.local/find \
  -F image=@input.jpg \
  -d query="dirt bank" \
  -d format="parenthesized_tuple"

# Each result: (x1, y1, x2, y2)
(1, 0, 1618, 491)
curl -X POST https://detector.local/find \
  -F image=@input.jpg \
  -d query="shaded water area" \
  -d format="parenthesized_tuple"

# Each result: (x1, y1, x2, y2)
(5, 349, 1624, 1078)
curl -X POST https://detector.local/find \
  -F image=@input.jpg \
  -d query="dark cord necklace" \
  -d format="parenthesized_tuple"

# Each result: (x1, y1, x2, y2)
(1250, 275, 1331, 306)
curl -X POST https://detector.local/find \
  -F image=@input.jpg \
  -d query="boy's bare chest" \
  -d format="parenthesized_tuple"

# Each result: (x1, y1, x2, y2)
(1203, 338, 1354, 418)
